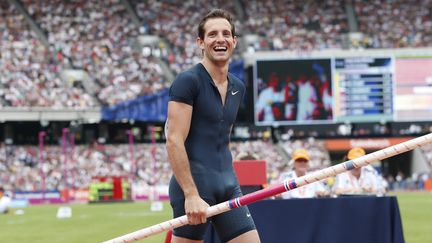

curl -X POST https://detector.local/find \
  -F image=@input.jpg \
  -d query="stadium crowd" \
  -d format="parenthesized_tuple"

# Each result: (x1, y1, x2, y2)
(353, 0, 432, 48)
(0, 140, 297, 192)
(0, 142, 171, 191)
(0, 1, 95, 108)
(21, 0, 169, 106)
(2, 139, 429, 193)
(2, 0, 431, 108)
(241, 0, 348, 51)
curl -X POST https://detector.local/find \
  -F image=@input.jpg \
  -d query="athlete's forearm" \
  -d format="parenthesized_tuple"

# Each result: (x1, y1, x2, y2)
(166, 137, 199, 197)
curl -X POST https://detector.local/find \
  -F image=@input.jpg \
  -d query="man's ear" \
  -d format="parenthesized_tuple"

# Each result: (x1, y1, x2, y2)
(196, 37, 204, 51)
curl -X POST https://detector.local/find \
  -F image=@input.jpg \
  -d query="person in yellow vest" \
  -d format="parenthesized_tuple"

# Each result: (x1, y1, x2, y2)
(279, 149, 329, 199)
(332, 147, 385, 196)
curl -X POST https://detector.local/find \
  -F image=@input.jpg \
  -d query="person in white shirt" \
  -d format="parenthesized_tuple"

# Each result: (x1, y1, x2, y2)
(279, 149, 329, 199)
(332, 147, 385, 196)
(0, 187, 11, 214)
(255, 73, 284, 122)
(296, 76, 317, 120)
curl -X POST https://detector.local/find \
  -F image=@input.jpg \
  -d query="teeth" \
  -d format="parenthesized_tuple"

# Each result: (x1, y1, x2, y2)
(214, 47, 227, 51)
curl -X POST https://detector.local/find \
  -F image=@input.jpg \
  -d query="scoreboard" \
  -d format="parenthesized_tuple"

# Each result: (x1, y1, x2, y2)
(253, 56, 402, 126)
(333, 57, 394, 122)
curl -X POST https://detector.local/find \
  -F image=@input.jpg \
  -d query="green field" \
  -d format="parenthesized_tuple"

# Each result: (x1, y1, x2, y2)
(0, 201, 172, 243)
(1, 192, 431, 243)
(388, 191, 432, 243)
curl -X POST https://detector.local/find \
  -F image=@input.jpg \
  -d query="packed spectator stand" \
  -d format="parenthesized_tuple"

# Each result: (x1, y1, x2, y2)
(2, 0, 432, 107)
(0, 1, 95, 108)
(0, 139, 336, 192)
(241, 0, 348, 51)
(353, 0, 432, 48)
(21, 0, 169, 106)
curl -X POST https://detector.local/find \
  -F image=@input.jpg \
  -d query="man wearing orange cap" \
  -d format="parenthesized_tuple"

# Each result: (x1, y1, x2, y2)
(279, 149, 329, 199)
(332, 148, 385, 196)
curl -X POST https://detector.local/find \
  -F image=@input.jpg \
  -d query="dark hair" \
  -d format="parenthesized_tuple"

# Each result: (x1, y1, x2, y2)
(198, 9, 235, 40)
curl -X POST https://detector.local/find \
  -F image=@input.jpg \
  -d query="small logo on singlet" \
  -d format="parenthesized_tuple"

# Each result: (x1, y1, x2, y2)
(231, 90, 239, 95)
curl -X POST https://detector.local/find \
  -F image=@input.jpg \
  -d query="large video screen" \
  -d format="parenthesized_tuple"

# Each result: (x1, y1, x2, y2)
(333, 57, 394, 122)
(254, 59, 333, 125)
(395, 58, 432, 121)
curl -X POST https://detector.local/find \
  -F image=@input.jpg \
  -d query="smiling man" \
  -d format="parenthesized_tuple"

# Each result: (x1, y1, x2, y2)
(165, 9, 260, 243)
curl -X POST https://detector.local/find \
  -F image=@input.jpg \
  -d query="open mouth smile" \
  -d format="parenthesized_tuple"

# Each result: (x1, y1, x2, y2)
(213, 46, 228, 52)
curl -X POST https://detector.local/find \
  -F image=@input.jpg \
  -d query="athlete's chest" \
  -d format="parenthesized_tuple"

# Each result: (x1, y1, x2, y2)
(193, 80, 241, 125)
(214, 82, 228, 106)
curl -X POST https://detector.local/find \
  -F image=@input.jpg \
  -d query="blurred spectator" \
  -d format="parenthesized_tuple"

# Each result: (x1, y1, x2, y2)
(420, 143, 432, 171)
(392, 171, 407, 190)
(278, 149, 329, 199)
(0, 187, 11, 214)
(332, 147, 386, 196)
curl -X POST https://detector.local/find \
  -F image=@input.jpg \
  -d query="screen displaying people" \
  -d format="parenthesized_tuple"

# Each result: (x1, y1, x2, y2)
(255, 59, 333, 125)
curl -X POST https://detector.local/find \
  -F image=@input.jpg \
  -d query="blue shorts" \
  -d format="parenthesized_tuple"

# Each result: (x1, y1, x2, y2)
(169, 171, 256, 242)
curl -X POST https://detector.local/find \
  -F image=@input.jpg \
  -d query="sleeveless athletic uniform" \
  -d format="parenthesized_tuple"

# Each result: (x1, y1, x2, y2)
(168, 63, 256, 241)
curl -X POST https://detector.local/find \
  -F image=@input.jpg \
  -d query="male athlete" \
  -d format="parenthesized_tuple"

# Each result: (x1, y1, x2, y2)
(166, 9, 260, 243)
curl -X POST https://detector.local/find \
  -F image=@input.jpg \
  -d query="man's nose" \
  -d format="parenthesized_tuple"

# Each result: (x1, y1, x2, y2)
(216, 33, 225, 42)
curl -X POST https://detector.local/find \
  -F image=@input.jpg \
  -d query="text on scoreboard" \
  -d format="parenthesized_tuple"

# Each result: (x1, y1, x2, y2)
(333, 57, 394, 122)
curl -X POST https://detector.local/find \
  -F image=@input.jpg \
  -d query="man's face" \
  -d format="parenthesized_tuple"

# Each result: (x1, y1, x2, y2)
(294, 158, 309, 173)
(197, 18, 237, 64)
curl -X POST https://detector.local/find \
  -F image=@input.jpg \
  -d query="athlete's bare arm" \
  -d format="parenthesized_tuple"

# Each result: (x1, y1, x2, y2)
(166, 101, 209, 225)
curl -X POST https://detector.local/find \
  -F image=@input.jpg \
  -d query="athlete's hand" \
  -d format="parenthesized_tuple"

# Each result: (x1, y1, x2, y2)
(184, 194, 209, 225)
